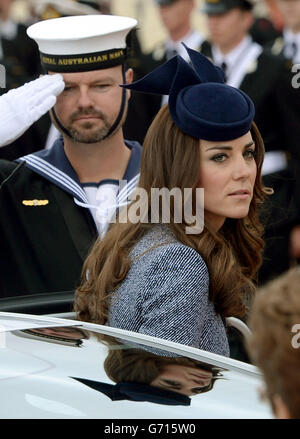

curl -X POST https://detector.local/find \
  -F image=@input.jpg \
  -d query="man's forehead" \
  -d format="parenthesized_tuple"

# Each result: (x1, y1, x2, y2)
(49, 66, 123, 83)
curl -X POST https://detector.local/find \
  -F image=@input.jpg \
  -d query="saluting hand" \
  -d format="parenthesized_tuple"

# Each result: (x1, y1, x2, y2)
(0, 74, 65, 147)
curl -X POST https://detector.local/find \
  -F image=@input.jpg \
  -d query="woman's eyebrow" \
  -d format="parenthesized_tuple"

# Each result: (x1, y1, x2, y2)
(205, 141, 255, 152)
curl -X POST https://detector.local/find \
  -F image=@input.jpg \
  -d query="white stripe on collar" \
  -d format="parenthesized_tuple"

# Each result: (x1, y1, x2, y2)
(19, 154, 88, 203)
(116, 173, 140, 204)
(74, 174, 140, 211)
(74, 174, 140, 237)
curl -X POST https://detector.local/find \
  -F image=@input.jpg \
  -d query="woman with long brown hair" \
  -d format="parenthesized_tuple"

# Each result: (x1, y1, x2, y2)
(75, 45, 270, 356)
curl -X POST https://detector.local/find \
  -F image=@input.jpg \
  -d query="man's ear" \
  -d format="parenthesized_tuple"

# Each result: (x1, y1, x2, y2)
(273, 394, 291, 419)
(124, 68, 134, 99)
(125, 68, 134, 85)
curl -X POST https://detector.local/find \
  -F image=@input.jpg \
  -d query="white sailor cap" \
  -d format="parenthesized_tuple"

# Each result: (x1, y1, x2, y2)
(27, 15, 138, 73)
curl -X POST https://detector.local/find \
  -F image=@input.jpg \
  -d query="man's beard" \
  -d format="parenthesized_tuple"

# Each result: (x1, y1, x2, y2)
(51, 99, 128, 143)
(66, 109, 112, 143)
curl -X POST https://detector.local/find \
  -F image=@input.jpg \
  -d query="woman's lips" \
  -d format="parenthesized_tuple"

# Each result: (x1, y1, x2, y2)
(228, 190, 250, 198)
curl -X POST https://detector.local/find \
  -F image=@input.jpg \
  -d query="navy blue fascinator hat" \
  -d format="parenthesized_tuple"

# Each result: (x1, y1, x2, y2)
(123, 44, 255, 141)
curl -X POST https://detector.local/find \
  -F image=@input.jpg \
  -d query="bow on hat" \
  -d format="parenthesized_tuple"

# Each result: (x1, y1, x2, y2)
(72, 377, 191, 406)
(123, 44, 255, 141)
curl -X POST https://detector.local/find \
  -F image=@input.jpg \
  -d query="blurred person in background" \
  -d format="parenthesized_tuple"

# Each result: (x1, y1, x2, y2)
(123, 0, 204, 144)
(201, 0, 300, 288)
(0, 0, 45, 160)
(151, 0, 204, 63)
(29, 0, 104, 20)
(0, 0, 40, 88)
(247, 266, 300, 419)
(250, 0, 282, 45)
(269, 0, 300, 63)
(271, 1, 300, 262)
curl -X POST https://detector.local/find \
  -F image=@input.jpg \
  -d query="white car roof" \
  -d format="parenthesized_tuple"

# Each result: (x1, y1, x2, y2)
(0, 312, 273, 419)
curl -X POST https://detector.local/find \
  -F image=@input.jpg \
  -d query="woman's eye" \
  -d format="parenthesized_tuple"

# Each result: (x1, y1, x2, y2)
(163, 380, 180, 387)
(211, 154, 227, 162)
(244, 149, 256, 159)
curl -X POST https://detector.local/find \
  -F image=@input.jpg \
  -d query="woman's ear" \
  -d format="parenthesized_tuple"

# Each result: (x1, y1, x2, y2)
(273, 394, 291, 419)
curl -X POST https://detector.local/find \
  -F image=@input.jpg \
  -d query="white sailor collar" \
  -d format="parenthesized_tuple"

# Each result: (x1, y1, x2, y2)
(17, 137, 142, 204)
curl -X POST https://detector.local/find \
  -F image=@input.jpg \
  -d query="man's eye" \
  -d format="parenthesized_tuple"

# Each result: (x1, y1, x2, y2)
(95, 84, 110, 89)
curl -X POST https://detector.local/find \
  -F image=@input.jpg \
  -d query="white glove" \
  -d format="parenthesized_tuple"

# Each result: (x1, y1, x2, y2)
(0, 74, 65, 147)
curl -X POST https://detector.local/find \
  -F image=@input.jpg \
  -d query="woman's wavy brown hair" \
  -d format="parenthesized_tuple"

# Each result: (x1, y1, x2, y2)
(75, 105, 270, 325)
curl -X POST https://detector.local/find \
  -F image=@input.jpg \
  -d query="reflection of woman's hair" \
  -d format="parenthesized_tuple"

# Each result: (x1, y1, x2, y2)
(247, 267, 300, 418)
(103, 346, 223, 395)
(75, 106, 269, 325)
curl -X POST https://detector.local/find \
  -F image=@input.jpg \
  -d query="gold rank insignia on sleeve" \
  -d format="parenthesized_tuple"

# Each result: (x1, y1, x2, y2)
(22, 200, 49, 206)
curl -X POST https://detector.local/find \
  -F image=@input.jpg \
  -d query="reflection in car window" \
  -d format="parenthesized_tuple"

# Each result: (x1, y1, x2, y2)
(71, 335, 226, 406)
(12, 326, 89, 347)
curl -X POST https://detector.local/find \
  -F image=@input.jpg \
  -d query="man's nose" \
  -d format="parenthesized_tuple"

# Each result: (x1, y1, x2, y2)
(77, 87, 95, 108)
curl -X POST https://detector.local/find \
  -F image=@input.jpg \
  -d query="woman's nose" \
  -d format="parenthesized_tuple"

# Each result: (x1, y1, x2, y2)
(232, 155, 252, 180)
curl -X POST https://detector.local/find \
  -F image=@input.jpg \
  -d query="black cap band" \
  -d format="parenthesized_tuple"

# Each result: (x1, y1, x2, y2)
(203, 0, 253, 15)
(40, 48, 127, 73)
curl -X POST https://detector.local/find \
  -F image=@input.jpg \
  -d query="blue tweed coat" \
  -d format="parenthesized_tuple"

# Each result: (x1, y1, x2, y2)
(107, 224, 230, 357)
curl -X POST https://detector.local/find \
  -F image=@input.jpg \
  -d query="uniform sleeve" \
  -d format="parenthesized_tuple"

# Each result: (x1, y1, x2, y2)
(138, 244, 212, 348)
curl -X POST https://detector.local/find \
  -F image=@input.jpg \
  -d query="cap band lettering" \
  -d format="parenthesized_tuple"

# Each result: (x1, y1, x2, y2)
(40, 48, 126, 72)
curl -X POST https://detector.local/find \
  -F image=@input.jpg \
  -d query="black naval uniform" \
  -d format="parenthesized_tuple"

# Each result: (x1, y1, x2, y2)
(200, 39, 300, 285)
(0, 138, 142, 297)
